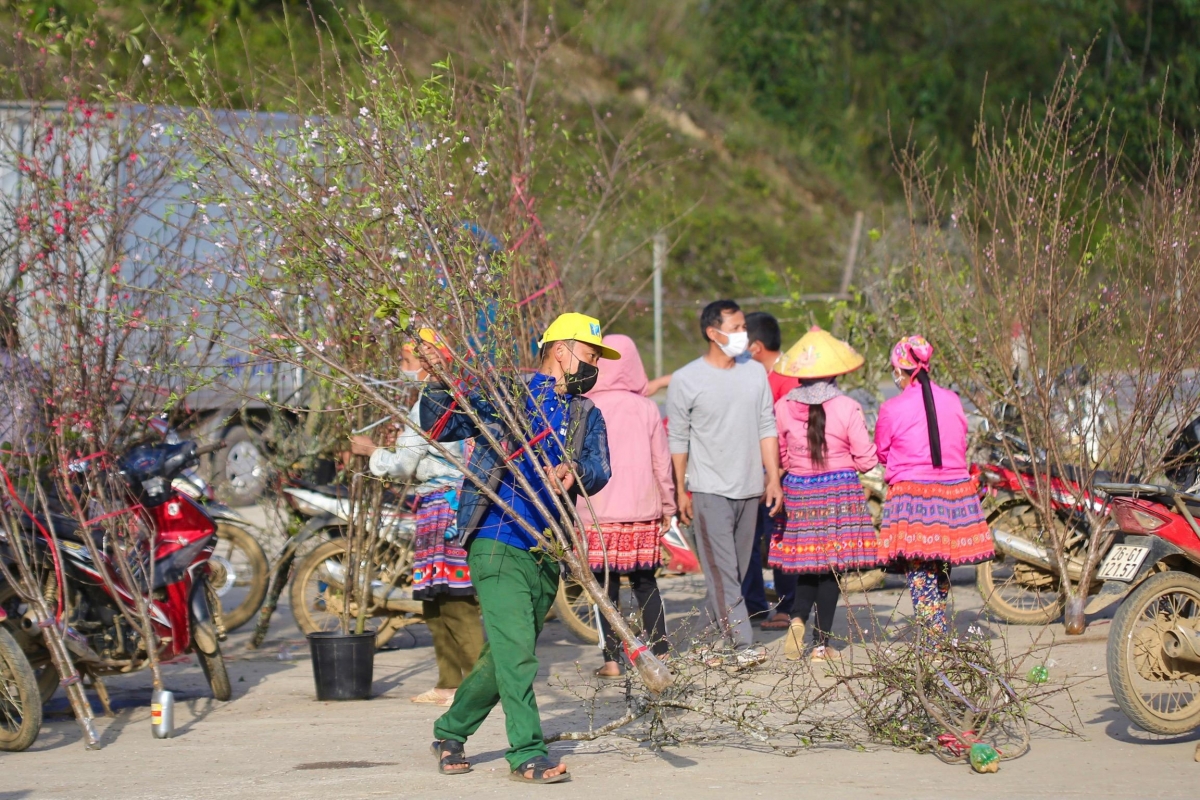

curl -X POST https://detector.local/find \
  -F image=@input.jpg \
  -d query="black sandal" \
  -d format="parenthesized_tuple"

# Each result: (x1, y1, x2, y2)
(509, 756, 570, 784)
(430, 739, 472, 775)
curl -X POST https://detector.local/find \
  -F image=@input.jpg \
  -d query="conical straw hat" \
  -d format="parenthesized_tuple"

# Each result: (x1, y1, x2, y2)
(775, 326, 864, 379)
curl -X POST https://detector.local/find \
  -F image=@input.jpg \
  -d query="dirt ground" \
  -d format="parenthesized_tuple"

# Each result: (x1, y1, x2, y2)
(3, 512, 1198, 799)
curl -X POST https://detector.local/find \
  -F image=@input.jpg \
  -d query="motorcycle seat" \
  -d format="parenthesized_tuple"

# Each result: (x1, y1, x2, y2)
(19, 510, 87, 542)
(294, 479, 350, 498)
(1027, 461, 1138, 486)
(995, 458, 1139, 487)
(1080, 467, 1140, 485)
(292, 479, 408, 508)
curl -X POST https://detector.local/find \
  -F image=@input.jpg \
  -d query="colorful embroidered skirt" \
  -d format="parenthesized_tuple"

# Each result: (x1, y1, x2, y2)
(767, 470, 879, 574)
(585, 520, 663, 573)
(878, 480, 993, 567)
(412, 493, 473, 600)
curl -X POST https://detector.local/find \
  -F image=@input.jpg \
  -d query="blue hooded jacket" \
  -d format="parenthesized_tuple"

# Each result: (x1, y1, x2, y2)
(419, 373, 611, 550)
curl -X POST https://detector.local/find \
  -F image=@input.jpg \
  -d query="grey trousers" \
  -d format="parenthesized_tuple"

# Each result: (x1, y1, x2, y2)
(691, 492, 760, 649)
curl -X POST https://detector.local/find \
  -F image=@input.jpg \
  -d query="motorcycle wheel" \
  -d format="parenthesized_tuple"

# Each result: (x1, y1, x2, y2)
(289, 539, 405, 650)
(0, 626, 42, 751)
(1108, 570, 1200, 735)
(552, 576, 642, 646)
(209, 522, 269, 632)
(553, 576, 600, 645)
(0, 585, 59, 704)
(842, 570, 886, 593)
(976, 502, 1066, 625)
(197, 640, 232, 702)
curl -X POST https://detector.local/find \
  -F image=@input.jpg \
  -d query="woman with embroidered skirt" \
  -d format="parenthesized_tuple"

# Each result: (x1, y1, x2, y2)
(351, 330, 483, 706)
(769, 327, 879, 662)
(576, 334, 675, 679)
(874, 336, 993, 635)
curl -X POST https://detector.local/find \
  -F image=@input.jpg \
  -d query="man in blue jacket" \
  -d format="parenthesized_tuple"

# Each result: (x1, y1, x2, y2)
(421, 312, 616, 784)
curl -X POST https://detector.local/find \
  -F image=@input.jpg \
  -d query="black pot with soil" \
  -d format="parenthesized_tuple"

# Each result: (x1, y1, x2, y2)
(307, 630, 375, 700)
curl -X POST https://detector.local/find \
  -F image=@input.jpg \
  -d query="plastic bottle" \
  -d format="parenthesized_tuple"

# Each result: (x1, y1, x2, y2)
(1027, 664, 1049, 684)
(968, 742, 1000, 773)
(151, 687, 175, 739)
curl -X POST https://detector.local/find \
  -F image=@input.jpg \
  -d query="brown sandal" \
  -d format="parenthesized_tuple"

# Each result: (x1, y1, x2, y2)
(761, 613, 792, 630)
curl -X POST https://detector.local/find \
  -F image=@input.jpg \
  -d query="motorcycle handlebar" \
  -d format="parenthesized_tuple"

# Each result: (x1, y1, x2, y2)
(194, 440, 227, 457)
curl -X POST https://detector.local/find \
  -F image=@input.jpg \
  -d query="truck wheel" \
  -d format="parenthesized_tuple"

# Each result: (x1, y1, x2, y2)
(214, 424, 270, 507)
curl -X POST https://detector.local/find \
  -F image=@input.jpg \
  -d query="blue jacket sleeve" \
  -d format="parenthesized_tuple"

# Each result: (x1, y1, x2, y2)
(575, 405, 611, 496)
(418, 384, 497, 443)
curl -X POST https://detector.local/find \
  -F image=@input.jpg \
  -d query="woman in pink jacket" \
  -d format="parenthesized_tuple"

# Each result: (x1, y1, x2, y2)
(875, 336, 992, 634)
(769, 327, 879, 662)
(576, 334, 675, 679)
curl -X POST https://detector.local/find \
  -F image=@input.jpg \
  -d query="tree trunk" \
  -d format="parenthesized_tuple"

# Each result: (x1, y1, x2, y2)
(556, 544, 674, 693)
(1062, 590, 1086, 635)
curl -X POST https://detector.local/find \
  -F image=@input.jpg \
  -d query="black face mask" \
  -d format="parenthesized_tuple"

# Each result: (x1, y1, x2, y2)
(564, 361, 599, 395)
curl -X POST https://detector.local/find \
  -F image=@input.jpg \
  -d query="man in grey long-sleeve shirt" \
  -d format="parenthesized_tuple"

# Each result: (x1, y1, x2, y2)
(666, 300, 782, 663)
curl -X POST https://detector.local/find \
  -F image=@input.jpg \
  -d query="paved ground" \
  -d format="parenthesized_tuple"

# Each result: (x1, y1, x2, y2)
(3, 512, 1199, 799)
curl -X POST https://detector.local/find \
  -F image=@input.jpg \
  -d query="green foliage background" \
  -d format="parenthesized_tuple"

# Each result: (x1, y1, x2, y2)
(3, 0, 1195, 370)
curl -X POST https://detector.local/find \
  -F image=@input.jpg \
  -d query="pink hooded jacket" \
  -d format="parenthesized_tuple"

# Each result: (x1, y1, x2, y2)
(576, 334, 676, 526)
(776, 394, 878, 476)
(874, 380, 971, 484)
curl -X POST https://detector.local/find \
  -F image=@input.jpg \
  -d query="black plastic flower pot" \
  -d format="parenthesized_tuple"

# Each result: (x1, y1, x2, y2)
(307, 630, 375, 701)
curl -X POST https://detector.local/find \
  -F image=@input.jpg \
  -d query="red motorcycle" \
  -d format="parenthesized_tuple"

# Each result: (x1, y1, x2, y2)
(1094, 481, 1200, 735)
(0, 437, 232, 710)
(970, 428, 1112, 625)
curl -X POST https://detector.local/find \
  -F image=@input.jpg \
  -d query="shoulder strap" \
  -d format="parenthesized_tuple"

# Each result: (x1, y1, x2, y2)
(566, 396, 594, 460)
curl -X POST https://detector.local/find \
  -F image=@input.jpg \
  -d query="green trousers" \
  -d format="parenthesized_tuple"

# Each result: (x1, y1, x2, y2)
(422, 594, 484, 690)
(433, 538, 560, 771)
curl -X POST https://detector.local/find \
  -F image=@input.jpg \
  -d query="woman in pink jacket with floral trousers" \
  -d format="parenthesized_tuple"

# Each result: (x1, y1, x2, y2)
(769, 327, 879, 662)
(576, 335, 675, 679)
(875, 336, 993, 635)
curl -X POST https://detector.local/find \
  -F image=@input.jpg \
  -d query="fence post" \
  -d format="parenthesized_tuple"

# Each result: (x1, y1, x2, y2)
(652, 231, 666, 379)
(839, 210, 864, 297)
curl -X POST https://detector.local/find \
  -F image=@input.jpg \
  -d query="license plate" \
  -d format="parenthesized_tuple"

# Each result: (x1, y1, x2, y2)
(1097, 545, 1151, 582)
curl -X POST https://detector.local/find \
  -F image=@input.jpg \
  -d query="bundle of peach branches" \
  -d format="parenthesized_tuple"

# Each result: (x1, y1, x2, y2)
(173, 24, 672, 691)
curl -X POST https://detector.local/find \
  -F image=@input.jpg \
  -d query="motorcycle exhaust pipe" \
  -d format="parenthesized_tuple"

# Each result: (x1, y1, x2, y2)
(62, 625, 103, 664)
(21, 610, 44, 637)
(991, 529, 1086, 582)
(1162, 625, 1200, 666)
(21, 611, 105, 663)
(319, 559, 416, 611)
(992, 529, 1055, 570)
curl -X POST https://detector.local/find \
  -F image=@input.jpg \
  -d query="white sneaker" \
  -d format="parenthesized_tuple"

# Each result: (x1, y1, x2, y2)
(811, 645, 841, 662)
(733, 647, 768, 669)
(689, 644, 732, 668)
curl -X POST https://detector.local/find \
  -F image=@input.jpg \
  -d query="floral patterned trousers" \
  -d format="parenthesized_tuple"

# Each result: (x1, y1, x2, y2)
(906, 559, 950, 634)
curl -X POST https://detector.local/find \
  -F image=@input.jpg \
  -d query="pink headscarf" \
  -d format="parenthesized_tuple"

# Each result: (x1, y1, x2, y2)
(891, 335, 934, 373)
(890, 335, 942, 467)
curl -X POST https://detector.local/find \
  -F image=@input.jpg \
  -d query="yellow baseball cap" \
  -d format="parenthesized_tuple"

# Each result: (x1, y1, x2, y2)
(539, 313, 621, 360)
(402, 328, 453, 365)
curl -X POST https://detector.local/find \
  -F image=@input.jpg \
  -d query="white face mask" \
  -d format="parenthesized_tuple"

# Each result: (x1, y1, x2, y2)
(401, 368, 422, 381)
(716, 330, 749, 358)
